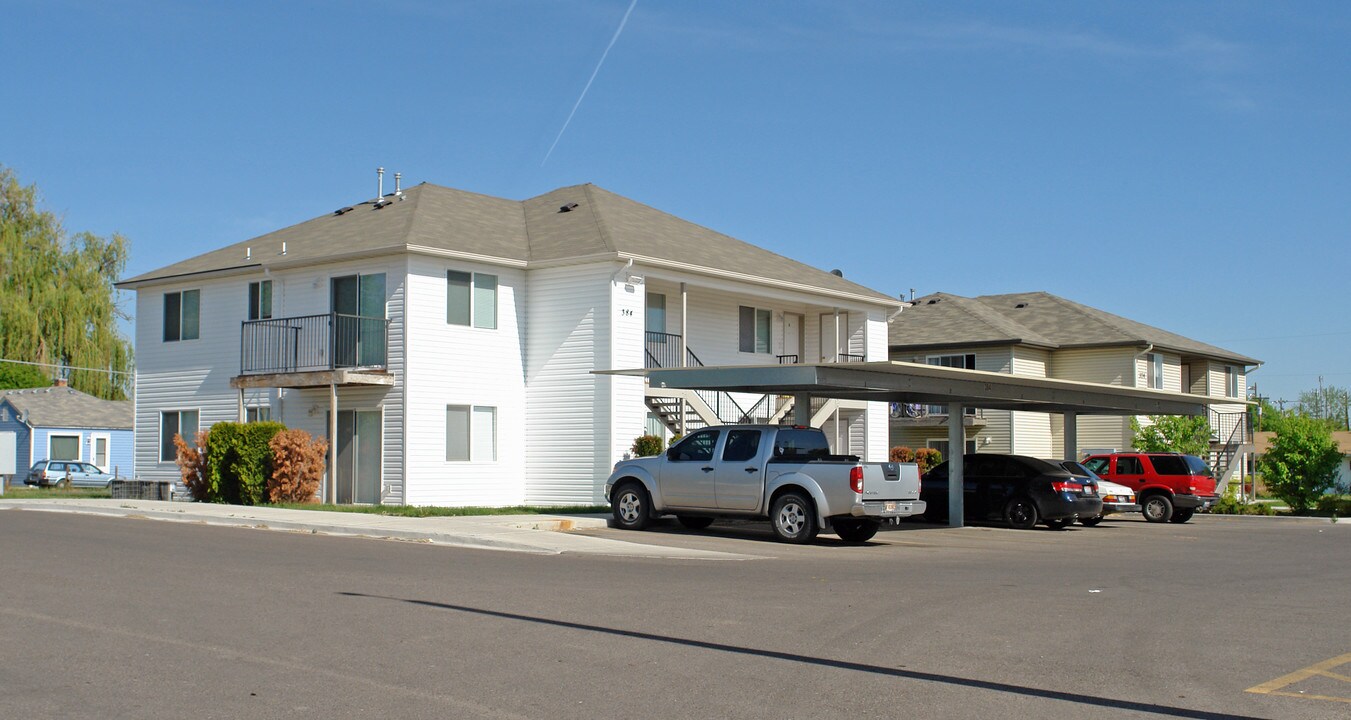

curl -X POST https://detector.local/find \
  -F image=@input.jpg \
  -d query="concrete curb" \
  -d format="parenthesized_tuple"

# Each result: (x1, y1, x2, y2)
(0, 499, 758, 560)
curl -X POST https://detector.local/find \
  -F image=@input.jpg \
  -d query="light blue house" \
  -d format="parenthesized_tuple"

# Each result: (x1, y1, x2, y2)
(0, 384, 133, 486)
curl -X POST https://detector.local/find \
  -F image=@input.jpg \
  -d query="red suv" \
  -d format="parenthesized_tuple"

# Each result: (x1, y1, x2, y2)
(1080, 453, 1218, 524)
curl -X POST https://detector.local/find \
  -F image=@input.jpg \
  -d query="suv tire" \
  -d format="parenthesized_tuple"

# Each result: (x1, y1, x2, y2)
(611, 482, 652, 531)
(1141, 494, 1174, 523)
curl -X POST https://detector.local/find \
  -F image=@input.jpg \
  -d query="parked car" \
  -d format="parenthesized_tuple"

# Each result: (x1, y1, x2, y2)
(1050, 459, 1139, 526)
(606, 425, 925, 544)
(1080, 452, 1218, 524)
(920, 454, 1102, 530)
(24, 460, 120, 489)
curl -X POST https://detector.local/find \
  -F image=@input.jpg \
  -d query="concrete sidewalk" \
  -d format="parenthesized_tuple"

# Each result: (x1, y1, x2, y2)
(0, 498, 756, 560)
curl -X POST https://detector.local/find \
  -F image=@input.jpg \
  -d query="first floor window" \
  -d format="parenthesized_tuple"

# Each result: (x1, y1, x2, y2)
(163, 289, 200, 342)
(928, 439, 977, 459)
(447, 405, 497, 461)
(739, 306, 772, 353)
(161, 410, 200, 462)
(245, 406, 271, 422)
(49, 435, 81, 461)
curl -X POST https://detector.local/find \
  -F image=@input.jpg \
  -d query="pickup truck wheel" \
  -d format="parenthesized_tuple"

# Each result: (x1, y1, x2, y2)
(832, 518, 879, 543)
(1169, 508, 1195, 524)
(611, 483, 652, 531)
(676, 515, 714, 530)
(1141, 495, 1174, 523)
(1045, 518, 1073, 530)
(1079, 515, 1103, 527)
(770, 492, 819, 544)
(1004, 497, 1039, 530)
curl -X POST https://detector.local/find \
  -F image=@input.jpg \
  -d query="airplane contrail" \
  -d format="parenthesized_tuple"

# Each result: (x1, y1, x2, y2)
(541, 0, 639, 166)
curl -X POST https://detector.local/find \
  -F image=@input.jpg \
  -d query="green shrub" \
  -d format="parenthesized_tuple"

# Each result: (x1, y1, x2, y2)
(1258, 413, 1342, 513)
(204, 421, 286, 505)
(1209, 490, 1276, 516)
(1315, 495, 1351, 517)
(631, 434, 665, 457)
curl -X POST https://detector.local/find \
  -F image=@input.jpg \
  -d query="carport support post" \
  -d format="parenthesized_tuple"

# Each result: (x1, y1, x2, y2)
(948, 403, 965, 528)
(1063, 411, 1078, 461)
(794, 392, 813, 426)
(236, 388, 245, 423)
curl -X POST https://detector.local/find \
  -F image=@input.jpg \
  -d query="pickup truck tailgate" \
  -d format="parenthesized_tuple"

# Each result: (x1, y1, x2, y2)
(858, 462, 923, 518)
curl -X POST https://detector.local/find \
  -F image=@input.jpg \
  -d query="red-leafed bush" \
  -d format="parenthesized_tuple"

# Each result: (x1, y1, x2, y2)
(174, 430, 211, 501)
(267, 429, 328, 504)
(914, 447, 943, 474)
(889, 446, 915, 463)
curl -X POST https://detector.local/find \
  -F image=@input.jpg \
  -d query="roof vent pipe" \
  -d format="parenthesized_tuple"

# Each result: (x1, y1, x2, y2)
(394, 172, 402, 196)
(377, 167, 385, 199)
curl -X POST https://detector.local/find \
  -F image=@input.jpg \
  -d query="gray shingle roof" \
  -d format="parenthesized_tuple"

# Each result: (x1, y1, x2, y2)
(119, 183, 896, 304)
(890, 291, 1259, 365)
(1, 386, 133, 430)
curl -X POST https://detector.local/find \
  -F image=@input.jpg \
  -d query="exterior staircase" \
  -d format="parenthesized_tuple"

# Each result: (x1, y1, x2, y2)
(1208, 410, 1254, 495)
(642, 331, 779, 435)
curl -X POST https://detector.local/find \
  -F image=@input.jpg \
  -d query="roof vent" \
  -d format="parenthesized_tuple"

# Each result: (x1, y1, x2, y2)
(830, 269, 844, 277)
(927, 298, 940, 305)
(559, 202, 579, 213)
(1015, 302, 1028, 309)
(334, 206, 354, 216)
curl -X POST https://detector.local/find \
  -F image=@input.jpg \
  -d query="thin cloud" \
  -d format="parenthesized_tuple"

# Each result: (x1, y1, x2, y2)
(542, 0, 639, 166)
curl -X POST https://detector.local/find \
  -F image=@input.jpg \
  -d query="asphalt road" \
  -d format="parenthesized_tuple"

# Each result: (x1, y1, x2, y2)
(2, 511, 1348, 719)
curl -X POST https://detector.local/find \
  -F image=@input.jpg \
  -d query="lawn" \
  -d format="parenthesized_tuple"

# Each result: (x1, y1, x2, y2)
(2, 485, 111, 499)
(266, 502, 611, 517)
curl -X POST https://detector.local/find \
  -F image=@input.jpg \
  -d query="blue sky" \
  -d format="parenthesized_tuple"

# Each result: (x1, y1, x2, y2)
(4, 1, 1349, 405)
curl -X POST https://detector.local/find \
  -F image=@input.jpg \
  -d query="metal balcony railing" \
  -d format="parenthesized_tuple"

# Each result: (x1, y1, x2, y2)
(240, 313, 390, 375)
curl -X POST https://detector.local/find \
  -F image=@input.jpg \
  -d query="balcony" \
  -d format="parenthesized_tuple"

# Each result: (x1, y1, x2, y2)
(889, 403, 988, 429)
(232, 313, 393, 389)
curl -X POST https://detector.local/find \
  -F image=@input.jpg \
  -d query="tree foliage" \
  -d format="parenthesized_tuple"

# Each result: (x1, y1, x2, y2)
(0, 361, 49, 390)
(0, 165, 133, 400)
(1258, 412, 1343, 513)
(1130, 415, 1211, 456)
(1296, 384, 1350, 431)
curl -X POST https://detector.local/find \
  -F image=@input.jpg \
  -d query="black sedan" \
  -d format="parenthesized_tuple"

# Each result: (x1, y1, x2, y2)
(920, 454, 1102, 530)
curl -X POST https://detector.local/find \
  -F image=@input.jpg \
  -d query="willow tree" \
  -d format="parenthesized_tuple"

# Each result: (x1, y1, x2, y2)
(0, 165, 133, 399)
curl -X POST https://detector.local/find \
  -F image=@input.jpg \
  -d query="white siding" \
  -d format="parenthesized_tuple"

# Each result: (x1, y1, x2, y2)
(1009, 347, 1051, 457)
(403, 256, 525, 506)
(610, 277, 648, 481)
(525, 263, 614, 504)
(133, 257, 406, 496)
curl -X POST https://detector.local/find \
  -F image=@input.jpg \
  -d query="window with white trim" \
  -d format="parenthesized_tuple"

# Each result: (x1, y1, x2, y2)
(447, 405, 497, 461)
(245, 406, 271, 422)
(163, 289, 200, 341)
(1146, 353, 1164, 390)
(447, 271, 498, 329)
(1226, 366, 1239, 398)
(160, 410, 199, 462)
(927, 354, 978, 415)
(248, 280, 272, 320)
(49, 434, 81, 461)
(739, 306, 771, 353)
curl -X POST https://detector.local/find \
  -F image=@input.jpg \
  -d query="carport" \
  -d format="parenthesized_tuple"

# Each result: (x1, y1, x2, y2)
(609, 361, 1214, 528)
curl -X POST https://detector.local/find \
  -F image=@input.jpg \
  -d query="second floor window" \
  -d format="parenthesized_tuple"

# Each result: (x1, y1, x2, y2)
(646, 293, 666, 334)
(163, 290, 200, 342)
(1146, 353, 1164, 389)
(739, 306, 771, 353)
(1226, 366, 1239, 398)
(448, 270, 498, 329)
(248, 280, 272, 320)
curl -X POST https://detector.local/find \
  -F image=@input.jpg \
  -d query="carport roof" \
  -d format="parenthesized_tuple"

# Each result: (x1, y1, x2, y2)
(606, 361, 1218, 416)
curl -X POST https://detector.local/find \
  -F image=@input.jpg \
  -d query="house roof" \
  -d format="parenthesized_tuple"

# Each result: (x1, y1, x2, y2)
(890, 291, 1260, 366)
(0, 386, 133, 430)
(118, 182, 897, 305)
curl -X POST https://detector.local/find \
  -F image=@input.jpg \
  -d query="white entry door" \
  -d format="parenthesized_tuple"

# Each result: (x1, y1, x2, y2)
(782, 313, 802, 363)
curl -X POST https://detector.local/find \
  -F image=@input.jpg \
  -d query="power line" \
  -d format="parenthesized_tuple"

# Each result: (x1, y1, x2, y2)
(0, 358, 134, 377)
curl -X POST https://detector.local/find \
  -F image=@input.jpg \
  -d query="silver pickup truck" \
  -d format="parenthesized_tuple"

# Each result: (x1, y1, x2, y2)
(605, 425, 925, 544)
